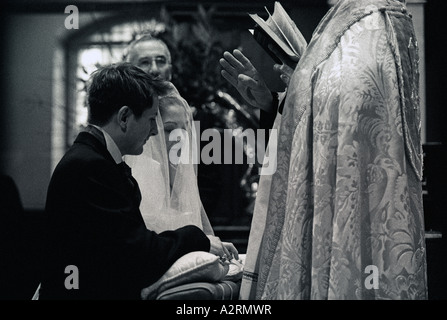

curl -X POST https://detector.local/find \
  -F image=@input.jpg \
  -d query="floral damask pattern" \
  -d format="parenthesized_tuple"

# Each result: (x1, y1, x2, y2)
(251, 0, 427, 300)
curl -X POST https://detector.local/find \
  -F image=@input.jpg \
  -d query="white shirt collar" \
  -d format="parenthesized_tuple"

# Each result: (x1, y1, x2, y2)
(90, 124, 123, 164)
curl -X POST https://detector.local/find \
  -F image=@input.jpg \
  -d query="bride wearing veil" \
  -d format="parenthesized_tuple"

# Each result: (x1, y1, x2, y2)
(125, 83, 216, 235)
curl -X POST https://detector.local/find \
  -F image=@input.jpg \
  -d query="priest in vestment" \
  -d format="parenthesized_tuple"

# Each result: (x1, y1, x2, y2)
(225, 0, 427, 300)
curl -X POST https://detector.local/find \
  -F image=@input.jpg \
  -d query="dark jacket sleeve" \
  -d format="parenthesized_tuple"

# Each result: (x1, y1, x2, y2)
(42, 150, 210, 299)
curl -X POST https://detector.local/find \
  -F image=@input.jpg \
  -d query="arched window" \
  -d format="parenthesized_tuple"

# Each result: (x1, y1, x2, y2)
(65, 11, 177, 143)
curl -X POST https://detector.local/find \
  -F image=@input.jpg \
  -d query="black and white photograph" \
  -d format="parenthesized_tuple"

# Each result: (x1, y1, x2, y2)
(0, 0, 446, 306)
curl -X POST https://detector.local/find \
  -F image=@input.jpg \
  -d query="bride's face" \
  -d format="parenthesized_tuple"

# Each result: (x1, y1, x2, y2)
(159, 101, 188, 158)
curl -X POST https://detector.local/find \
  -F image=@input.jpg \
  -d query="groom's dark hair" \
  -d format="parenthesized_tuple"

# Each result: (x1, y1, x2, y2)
(87, 62, 168, 126)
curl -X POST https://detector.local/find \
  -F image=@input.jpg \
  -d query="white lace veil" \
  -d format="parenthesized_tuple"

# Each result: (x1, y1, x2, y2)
(125, 83, 214, 235)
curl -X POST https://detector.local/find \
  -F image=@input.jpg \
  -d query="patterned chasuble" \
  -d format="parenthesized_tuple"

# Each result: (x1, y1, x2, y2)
(241, 0, 427, 300)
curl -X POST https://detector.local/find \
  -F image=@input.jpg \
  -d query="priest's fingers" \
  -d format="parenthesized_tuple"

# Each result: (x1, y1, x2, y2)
(232, 49, 257, 71)
(273, 63, 294, 76)
(221, 69, 238, 88)
(222, 50, 246, 72)
(279, 74, 290, 86)
(273, 63, 294, 86)
(219, 57, 238, 78)
(268, 44, 299, 69)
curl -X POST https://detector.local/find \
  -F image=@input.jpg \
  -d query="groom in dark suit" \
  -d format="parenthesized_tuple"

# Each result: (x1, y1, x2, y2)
(40, 62, 228, 300)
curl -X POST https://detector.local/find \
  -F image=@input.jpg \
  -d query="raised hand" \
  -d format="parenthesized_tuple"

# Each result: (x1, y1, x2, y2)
(219, 49, 273, 112)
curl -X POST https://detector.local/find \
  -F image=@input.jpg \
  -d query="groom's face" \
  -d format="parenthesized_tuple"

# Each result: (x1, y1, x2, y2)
(125, 96, 159, 155)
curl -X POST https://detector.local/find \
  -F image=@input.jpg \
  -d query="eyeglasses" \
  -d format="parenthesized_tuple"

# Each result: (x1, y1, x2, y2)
(138, 56, 170, 69)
